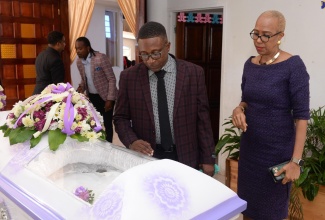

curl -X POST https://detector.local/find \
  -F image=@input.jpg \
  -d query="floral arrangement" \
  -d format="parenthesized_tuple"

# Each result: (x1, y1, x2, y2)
(75, 186, 95, 204)
(0, 83, 106, 151)
(0, 85, 6, 111)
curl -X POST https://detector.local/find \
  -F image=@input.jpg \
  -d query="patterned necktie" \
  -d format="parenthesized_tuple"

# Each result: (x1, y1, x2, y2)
(155, 70, 173, 150)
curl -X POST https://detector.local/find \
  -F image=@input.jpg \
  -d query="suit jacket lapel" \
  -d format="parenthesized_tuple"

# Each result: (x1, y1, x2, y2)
(139, 65, 155, 128)
(174, 59, 185, 119)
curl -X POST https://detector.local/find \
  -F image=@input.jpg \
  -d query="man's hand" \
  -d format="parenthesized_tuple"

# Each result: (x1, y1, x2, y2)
(76, 86, 84, 93)
(129, 140, 154, 156)
(104, 100, 114, 112)
(201, 164, 215, 176)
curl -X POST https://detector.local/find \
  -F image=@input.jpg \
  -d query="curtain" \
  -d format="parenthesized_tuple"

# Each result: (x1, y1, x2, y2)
(68, 0, 95, 64)
(117, 0, 136, 36)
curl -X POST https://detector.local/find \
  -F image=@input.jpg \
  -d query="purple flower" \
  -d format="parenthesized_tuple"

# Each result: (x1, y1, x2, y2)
(33, 110, 46, 119)
(34, 118, 46, 131)
(17, 116, 24, 127)
(7, 113, 15, 119)
(75, 186, 94, 204)
(77, 107, 88, 120)
(44, 101, 54, 112)
(74, 127, 81, 133)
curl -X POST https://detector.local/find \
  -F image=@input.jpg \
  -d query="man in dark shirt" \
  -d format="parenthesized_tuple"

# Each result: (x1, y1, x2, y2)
(33, 31, 66, 95)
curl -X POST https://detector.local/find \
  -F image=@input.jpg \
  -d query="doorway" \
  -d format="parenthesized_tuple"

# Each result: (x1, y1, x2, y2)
(175, 11, 223, 144)
(0, 0, 70, 110)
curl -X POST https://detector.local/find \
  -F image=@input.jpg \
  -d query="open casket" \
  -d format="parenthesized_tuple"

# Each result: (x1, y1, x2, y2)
(0, 111, 246, 220)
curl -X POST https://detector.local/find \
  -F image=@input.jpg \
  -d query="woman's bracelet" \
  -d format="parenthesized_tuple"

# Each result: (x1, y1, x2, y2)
(236, 105, 245, 113)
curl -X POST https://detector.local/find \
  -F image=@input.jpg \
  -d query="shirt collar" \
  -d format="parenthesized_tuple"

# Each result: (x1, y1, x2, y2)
(81, 53, 92, 65)
(149, 55, 174, 77)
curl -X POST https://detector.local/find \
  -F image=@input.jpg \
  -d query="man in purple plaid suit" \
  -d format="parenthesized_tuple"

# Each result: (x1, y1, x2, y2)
(75, 37, 117, 142)
(113, 21, 215, 176)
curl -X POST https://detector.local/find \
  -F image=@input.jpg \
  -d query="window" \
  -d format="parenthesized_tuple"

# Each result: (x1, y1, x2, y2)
(105, 11, 117, 66)
(105, 14, 111, 38)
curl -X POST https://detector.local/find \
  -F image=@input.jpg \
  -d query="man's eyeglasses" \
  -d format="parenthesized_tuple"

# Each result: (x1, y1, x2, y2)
(249, 31, 282, 43)
(139, 51, 162, 61)
(139, 44, 167, 61)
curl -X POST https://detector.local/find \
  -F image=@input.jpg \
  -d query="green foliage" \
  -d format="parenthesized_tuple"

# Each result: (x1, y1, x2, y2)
(8, 127, 35, 145)
(48, 129, 67, 151)
(0, 123, 11, 137)
(0, 124, 8, 133)
(288, 183, 304, 219)
(30, 133, 43, 148)
(99, 131, 106, 141)
(215, 117, 241, 160)
(296, 107, 325, 201)
(70, 133, 89, 142)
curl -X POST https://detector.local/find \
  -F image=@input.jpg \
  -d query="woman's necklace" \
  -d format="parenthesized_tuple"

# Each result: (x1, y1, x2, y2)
(259, 51, 281, 65)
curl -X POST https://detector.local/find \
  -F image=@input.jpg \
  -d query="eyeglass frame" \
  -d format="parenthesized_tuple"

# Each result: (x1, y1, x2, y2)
(138, 43, 168, 61)
(249, 30, 282, 43)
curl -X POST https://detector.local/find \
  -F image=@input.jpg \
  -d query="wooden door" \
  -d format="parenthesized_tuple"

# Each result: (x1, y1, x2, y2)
(176, 21, 222, 143)
(0, 0, 70, 110)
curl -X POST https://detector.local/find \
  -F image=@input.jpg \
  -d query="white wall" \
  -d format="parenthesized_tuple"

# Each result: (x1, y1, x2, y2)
(147, 0, 325, 175)
(70, 3, 123, 88)
(123, 38, 136, 61)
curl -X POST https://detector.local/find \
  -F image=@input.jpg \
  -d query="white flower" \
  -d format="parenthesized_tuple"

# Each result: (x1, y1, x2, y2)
(0, 85, 3, 91)
(59, 110, 65, 119)
(75, 114, 82, 121)
(13, 102, 24, 117)
(22, 116, 35, 127)
(0, 95, 6, 100)
(0, 102, 3, 109)
(6, 118, 14, 128)
(85, 131, 98, 141)
(80, 121, 91, 132)
(72, 93, 81, 104)
(71, 122, 78, 130)
(57, 120, 64, 129)
(49, 121, 58, 130)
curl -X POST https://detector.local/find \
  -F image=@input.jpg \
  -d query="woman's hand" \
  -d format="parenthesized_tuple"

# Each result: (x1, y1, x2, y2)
(276, 162, 301, 184)
(232, 106, 248, 132)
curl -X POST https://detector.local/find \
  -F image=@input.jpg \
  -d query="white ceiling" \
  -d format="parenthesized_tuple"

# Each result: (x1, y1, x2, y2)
(95, 0, 118, 7)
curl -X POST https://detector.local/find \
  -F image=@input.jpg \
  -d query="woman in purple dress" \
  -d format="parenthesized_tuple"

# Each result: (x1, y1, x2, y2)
(232, 10, 310, 219)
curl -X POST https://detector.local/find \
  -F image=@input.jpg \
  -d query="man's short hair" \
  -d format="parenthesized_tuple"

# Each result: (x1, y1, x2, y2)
(47, 31, 64, 45)
(137, 21, 167, 41)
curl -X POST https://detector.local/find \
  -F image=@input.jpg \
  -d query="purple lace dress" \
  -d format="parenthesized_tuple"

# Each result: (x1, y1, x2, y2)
(237, 55, 310, 219)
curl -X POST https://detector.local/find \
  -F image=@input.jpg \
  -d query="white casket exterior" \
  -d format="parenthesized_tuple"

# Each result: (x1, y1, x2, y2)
(0, 111, 246, 220)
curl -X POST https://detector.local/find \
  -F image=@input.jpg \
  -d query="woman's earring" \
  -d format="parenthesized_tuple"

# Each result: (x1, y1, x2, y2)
(277, 40, 281, 45)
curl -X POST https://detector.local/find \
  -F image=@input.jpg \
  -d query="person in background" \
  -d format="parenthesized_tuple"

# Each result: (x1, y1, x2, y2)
(123, 56, 131, 69)
(75, 37, 117, 142)
(113, 21, 215, 176)
(33, 31, 66, 95)
(232, 10, 310, 219)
